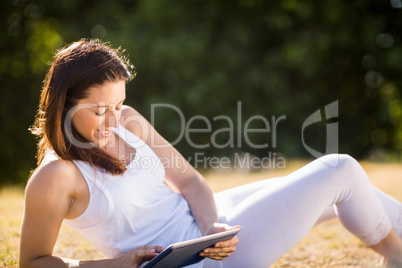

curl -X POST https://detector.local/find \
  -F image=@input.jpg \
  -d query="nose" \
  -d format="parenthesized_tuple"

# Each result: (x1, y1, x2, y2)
(105, 109, 120, 128)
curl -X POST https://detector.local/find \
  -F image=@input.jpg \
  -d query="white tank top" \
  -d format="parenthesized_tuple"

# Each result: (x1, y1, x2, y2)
(61, 125, 202, 258)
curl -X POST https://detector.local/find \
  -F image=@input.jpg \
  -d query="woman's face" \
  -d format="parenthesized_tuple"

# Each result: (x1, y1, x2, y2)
(71, 80, 126, 148)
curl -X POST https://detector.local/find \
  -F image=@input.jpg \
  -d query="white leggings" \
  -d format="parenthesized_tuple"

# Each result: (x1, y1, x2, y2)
(204, 154, 402, 268)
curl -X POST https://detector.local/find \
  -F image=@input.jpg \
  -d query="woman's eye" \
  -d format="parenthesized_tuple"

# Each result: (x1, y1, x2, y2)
(94, 104, 122, 115)
(96, 109, 106, 116)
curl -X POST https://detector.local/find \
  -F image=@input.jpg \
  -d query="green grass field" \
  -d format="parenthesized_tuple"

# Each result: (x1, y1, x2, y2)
(1, 160, 401, 267)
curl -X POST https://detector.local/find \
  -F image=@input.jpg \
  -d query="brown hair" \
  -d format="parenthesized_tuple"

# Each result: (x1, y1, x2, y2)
(31, 39, 135, 175)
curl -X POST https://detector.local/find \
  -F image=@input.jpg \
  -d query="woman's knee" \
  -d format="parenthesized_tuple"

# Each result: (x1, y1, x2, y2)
(328, 154, 369, 186)
(336, 154, 359, 168)
(318, 154, 359, 170)
(336, 154, 362, 173)
(318, 153, 356, 168)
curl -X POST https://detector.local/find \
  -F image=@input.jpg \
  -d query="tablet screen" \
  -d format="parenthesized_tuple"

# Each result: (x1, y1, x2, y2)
(143, 227, 241, 268)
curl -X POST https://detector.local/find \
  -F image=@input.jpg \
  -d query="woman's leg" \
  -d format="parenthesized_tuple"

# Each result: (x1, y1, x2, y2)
(314, 187, 402, 229)
(213, 154, 402, 268)
(372, 187, 402, 238)
(215, 173, 401, 231)
(215, 178, 339, 225)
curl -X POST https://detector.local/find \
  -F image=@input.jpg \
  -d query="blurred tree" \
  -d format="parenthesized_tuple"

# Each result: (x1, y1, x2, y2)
(0, 0, 63, 185)
(0, 0, 401, 185)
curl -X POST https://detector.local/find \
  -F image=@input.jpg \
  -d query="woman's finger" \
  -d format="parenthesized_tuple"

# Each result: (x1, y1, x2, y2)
(202, 250, 234, 261)
(136, 245, 166, 251)
(201, 246, 236, 255)
(131, 245, 166, 262)
(133, 248, 157, 258)
(199, 225, 240, 261)
(215, 236, 239, 248)
(200, 245, 237, 261)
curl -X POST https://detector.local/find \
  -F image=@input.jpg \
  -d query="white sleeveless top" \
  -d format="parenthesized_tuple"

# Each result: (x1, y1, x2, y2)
(59, 125, 202, 258)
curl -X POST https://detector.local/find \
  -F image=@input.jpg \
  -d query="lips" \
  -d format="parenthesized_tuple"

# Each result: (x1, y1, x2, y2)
(98, 129, 112, 138)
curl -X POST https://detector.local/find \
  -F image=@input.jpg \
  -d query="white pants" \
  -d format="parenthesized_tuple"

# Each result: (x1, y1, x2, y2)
(204, 154, 402, 268)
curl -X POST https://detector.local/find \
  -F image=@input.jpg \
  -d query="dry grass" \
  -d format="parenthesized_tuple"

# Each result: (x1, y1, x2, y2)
(1, 160, 401, 267)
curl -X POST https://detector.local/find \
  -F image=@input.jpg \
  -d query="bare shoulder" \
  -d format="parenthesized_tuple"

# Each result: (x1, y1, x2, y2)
(21, 160, 80, 265)
(120, 105, 151, 140)
(26, 159, 78, 203)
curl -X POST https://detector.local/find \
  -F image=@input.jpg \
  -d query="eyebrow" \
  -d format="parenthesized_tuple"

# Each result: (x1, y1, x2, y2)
(92, 98, 126, 108)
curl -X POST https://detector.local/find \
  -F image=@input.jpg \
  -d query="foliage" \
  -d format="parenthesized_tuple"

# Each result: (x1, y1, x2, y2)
(0, 0, 401, 184)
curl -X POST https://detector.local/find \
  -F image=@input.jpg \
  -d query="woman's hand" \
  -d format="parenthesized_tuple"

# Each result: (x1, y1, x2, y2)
(199, 223, 240, 261)
(114, 245, 165, 268)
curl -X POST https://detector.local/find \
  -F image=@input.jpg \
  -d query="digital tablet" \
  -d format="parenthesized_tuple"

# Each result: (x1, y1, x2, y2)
(143, 227, 241, 268)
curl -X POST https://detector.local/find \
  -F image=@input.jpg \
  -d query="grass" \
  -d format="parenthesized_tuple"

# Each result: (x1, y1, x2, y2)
(1, 160, 401, 267)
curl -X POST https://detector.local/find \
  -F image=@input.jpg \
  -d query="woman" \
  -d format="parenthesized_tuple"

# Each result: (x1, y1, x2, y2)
(20, 39, 402, 268)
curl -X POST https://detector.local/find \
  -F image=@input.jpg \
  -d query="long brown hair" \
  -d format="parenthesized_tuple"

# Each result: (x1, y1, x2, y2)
(31, 39, 135, 175)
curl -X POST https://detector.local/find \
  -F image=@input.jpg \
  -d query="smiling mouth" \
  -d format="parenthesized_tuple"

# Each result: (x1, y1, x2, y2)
(98, 130, 112, 138)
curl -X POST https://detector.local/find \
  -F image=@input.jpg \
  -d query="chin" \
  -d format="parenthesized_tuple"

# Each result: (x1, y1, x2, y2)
(96, 137, 111, 148)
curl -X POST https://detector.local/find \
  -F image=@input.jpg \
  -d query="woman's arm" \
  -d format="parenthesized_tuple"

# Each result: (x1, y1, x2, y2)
(20, 160, 163, 268)
(20, 160, 77, 267)
(121, 106, 239, 260)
